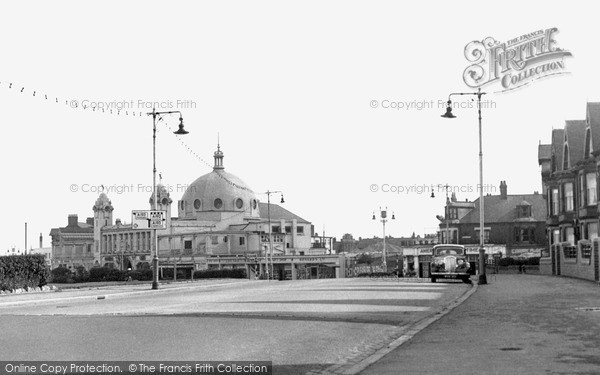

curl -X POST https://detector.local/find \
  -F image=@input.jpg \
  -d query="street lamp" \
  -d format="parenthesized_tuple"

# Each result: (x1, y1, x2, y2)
(148, 108, 189, 290)
(372, 207, 395, 273)
(264, 190, 284, 280)
(441, 87, 487, 285)
(432, 183, 451, 244)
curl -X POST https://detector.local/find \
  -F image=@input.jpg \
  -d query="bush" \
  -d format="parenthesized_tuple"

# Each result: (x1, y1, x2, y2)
(0, 255, 51, 290)
(193, 268, 246, 279)
(89, 267, 124, 282)
(51, 266, 73, 284)
(125, 269, 153, 281)
(73, 266, 90, 283)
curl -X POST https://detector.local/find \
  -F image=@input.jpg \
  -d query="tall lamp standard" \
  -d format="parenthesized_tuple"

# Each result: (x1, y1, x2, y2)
(264, 191, 284, 280)
(148, 108, 189, 290)
(432, 183, 451, 244)
(441, 87, 487, 285)
(372, 207, 395, 273)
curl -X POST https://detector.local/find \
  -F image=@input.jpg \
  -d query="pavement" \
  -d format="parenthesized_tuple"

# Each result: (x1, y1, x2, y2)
(360, 274, 600, 375)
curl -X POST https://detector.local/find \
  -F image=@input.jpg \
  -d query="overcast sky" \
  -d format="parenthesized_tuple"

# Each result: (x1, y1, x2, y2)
(1, 1, 597, 252)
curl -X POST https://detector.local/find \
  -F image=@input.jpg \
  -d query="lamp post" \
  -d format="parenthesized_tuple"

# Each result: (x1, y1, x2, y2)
(432, 183, 451, 244)
(372, 207, 395, 273)
(441, 87, 487, 285)
(148, 108, 189, 290)
(264, 190, 284, 280)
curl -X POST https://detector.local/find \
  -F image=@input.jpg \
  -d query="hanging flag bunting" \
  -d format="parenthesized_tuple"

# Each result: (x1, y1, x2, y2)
(1, 78, 254, 195)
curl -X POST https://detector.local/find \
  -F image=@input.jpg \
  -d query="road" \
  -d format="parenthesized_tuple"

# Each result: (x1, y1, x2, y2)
(0, 278, 470, 374)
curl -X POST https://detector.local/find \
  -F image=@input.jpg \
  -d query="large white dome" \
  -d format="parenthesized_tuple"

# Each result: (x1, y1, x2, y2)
(178, 146, 260, 219)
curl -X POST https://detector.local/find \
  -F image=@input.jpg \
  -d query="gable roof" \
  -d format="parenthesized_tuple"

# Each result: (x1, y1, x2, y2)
(587, 102, 600, 153)
(258, 203, 310, 224)
(458, 193, 546, 224)
(551, 129, 564, 172)
(563, 120, 587, 168)
(538, 144, 551, 161)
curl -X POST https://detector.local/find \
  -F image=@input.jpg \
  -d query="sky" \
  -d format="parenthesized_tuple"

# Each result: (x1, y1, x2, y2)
(1, 0, 598, 252)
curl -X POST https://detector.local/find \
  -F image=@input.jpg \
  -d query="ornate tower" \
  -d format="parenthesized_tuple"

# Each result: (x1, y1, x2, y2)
(93, 193, 114, 264)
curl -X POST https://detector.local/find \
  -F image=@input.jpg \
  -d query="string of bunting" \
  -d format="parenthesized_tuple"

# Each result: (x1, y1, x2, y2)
(0, 80, 147, 116)
(0, 78, 254, 194)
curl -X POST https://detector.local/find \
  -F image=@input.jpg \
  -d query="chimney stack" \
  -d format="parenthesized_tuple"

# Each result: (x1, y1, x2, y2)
(500, 181, 508, 199)
(68, 214, 78, 227)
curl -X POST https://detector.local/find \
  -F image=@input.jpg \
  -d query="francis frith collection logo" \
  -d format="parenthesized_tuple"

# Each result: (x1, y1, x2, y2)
(463, 27, 572, 92)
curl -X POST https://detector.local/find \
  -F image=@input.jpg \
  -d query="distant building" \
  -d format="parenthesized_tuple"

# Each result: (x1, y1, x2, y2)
(310, 231, 336, 255)
(28, 233, 52, 267)
(338, 233, 358, 253)
(438, 181, 547, 257)
(50, 215, 94, 269)
(49, 145, 346, 280)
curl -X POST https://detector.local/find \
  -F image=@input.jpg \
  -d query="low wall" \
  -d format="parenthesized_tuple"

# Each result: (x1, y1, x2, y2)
(544, 240, 599, 283)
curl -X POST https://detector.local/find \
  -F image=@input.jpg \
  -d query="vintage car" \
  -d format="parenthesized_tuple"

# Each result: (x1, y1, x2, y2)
(429, 244, 471, 283)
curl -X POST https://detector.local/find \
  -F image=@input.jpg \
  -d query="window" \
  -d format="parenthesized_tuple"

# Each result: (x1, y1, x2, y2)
(272, 225, 281, 233)
(514, 227, 535, 243)
(194, 199, 201, 210)
(579, 173, 585, 207)
(297, 226, 305, 235)
(474, 228, 490, 243)
(235, 198, 243, 209)
(587, 222, 598, 240)
(448, 208, 458, 220)
(252, 199, 257, 209)
(563, 183, 574, 212)
(564, 227, 575, 245)
(211, 236, 219, 245)
(551, 188, 559, 215)
(239, 237, 245, 246)
(552, 229, 560, 244)
(586, 173, 597, 205)
(518, 205, 531, 218)
(87, 244, 92, 253)
(184, 240, 192, 250)
(214, 198, 223, 209)
(285, 226, 292, 234)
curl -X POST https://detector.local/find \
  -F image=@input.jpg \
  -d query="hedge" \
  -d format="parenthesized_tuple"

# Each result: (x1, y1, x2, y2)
(0, 254, 50, 291)
(193, 269, 246, 279)
(50, 266, 153, 283)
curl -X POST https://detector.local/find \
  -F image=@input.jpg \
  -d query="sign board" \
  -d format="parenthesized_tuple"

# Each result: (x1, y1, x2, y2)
(131, 210, 167, 229)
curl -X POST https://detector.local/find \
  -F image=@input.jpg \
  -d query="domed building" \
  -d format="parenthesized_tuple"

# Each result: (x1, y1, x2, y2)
(177, 145, 261, 221)
(50, 145, 347, 280)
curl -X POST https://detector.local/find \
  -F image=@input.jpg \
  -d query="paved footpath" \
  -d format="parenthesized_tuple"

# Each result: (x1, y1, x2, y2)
(361, 274, 600, 375)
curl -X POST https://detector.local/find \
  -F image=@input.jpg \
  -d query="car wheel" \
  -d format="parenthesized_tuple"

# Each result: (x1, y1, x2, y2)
(431, 277, 436, 283)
